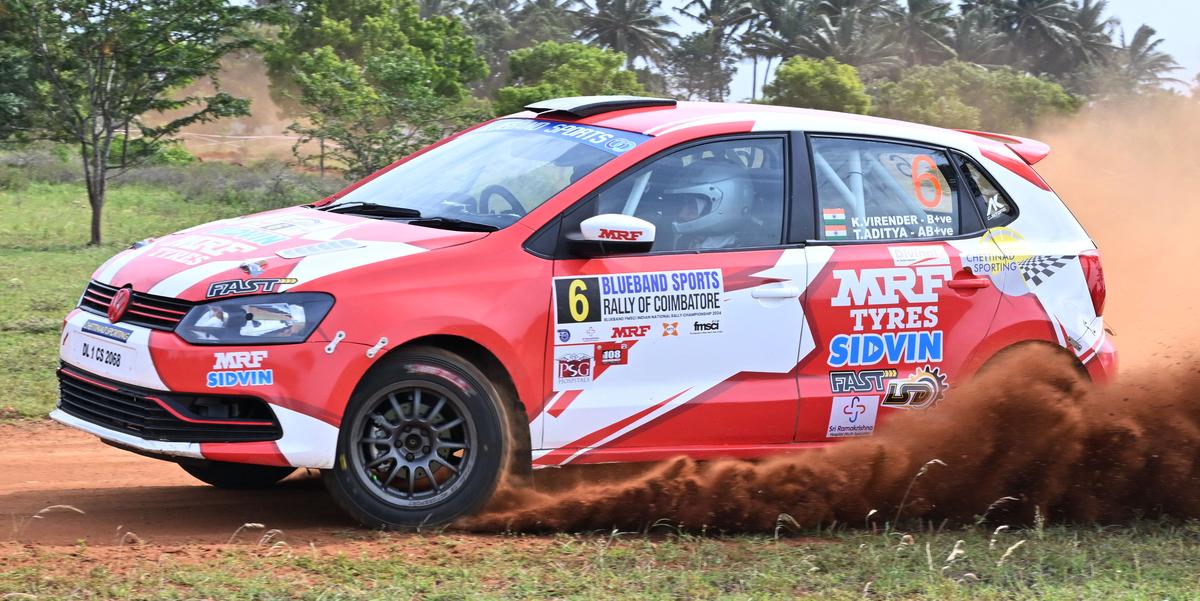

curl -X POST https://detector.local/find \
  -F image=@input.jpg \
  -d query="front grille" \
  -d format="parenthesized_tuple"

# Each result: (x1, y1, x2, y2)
(79, 280, 194, 331)
(57, 365, 282, 443)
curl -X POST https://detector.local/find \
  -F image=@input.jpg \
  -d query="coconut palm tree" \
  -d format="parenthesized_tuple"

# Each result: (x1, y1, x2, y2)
(794, 5, 900, 76)
(949, 7, 1008, 67)
(740, 0, 817, 98)
(1115, 24, 1181, 90)
(576, 0, 678, 68)
(982, 0, 1078, 69)
(883, 0, 955, 66)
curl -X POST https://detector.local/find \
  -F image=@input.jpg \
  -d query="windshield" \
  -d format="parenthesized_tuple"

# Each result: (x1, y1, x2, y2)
(324, 119, 650, 229)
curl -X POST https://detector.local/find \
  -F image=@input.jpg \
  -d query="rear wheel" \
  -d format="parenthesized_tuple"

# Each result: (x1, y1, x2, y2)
(180, 460, 295, 489)
(324, 346, 514, 529)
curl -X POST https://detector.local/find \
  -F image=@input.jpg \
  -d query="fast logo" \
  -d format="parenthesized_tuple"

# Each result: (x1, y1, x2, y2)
(206, 277, 299, 299)
(829, 369, 897, 393)
(882, 365, 949, 409)
(206, 351, 273, 388)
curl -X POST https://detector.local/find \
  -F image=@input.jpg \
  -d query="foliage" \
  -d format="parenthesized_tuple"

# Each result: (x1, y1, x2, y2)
(576, 0, 677, 69)
(664, 31, 739, 101)
(0, 0, 268, 244)
(495, 41, 647, 114)
(761, 56, 871, 114)
(872, 60, 1082, 132)
(269, 0, 486, 101)
(271, 0, 489, 179)
(461, 0, 580, 95)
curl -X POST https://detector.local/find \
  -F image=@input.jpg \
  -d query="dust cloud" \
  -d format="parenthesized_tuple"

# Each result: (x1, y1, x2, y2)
(465, 99, 1200, 532)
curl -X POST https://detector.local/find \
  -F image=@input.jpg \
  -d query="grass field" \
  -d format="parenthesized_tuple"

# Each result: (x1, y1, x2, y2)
(2, 179, 1198, 600)
(2, 522, 1199, 600)
(0, 180, 309, 420)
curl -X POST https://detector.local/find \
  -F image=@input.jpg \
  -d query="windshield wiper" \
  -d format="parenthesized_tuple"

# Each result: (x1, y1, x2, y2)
(320, 202, 422, 218)
(407, 217, 499, 232)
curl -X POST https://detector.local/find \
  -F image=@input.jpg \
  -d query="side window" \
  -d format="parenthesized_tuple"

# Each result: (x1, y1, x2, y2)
(954, 153, 1017, 227)
(564, 138, 786, 252)
(811, 137, 962, 242)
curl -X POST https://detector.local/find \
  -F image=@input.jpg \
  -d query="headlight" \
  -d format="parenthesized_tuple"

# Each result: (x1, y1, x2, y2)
(176, 292, 334, 345)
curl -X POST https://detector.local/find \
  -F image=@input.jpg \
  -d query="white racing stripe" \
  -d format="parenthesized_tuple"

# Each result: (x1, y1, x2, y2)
(94, 245, 155, 285)
(279, 242, 426, 291)
(271, 404, 339, 468)
(147, 259, 254, 297)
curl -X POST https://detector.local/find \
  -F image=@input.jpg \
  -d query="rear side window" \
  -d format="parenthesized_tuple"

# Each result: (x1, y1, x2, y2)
(811, 137, 963, 242)
(954, 153, 1017, 227)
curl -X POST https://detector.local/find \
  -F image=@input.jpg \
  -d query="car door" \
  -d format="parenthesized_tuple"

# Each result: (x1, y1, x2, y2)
(531, 136, 814, 465)
(794, 135, 1007, 441)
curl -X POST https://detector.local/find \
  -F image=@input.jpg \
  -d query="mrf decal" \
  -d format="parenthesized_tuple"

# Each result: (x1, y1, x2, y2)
(826, 245, 950, 367)
(550, 269, 724, 391)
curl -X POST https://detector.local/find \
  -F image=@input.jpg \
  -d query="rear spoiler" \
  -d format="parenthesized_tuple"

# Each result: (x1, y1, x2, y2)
(958, 129, 1050, 165)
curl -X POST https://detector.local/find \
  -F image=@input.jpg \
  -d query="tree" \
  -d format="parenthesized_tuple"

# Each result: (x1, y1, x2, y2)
(576, 0, 677, 68)
(664, 31, 739, 101)
(948, 7, 1007, 67)
(883, 0, 955, 66)
(872, 61, 1082, 132)
(761, 56, 871, 114)
(460, 0, 580, 96)
(494, 41, 646, 114)
(740, 0, 814, 99)
(3, 0, 266, 245)
(794, 3, 900, 77)
(275, 0, 489, 178)
(1113, 25, 1181, 91)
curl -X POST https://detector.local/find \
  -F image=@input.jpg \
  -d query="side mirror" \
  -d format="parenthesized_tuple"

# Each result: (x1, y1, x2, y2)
(566, 214, 656, 258)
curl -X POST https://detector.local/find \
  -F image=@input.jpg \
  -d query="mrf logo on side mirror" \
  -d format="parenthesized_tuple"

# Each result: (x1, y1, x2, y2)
(597, 228, 644, 241)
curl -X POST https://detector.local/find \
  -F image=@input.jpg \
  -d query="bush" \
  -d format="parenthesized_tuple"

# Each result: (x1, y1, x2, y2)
(872, 61, 1082, 132)
(762, 57, 872, 114)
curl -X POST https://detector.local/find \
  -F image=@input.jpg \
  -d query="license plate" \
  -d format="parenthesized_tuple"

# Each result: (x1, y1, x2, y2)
(69, 334, 133, 377)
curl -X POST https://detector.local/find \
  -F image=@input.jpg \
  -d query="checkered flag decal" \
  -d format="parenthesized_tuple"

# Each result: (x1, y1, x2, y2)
(1018, 255, 1072, 287)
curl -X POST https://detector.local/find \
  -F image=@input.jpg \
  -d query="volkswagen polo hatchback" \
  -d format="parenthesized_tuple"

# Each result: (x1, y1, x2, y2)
(54, 96, 1116, 528)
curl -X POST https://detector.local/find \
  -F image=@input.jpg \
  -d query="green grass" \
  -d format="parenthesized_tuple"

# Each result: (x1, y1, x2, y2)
(1, 523, 1198, 599)
(0, 181, 306, 420)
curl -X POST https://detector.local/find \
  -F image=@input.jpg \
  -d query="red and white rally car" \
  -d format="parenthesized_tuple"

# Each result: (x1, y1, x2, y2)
(54, 96, 1115, 527)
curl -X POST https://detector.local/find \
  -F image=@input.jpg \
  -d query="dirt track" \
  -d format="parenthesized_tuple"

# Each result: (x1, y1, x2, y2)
(0, 423, 357, 546)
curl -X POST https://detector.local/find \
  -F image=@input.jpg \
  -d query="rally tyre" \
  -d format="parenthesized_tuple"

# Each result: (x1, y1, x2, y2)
(324, 346, 514, 529)
(179, 460, 296, 489)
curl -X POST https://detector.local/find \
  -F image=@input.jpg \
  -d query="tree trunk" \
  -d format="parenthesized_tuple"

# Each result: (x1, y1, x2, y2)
(751, 57, 759, 101)
(86, 173, 106, 246)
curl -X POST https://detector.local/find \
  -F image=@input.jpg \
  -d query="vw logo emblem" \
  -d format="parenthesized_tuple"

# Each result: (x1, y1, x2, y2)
(108, 286, 132, 323)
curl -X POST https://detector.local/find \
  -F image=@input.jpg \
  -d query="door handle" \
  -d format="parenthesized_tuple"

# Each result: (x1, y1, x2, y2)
(946, 274, 990, 290)
(751, 284, 801, 299)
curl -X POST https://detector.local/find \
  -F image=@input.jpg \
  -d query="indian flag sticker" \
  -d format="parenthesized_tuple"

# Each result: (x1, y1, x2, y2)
(822, 208, 846, 222)
(824, 224, 848, 238)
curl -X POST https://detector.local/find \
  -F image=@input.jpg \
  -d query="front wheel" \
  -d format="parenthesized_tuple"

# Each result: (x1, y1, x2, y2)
(180, 460, 295, 489)
(324, 346, 513, 529)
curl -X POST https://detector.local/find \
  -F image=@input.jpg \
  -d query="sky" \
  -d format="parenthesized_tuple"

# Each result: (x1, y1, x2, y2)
(664, 0, 1200, 101)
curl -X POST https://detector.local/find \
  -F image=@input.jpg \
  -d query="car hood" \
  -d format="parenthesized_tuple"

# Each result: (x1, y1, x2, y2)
(91, 206, 488, 302)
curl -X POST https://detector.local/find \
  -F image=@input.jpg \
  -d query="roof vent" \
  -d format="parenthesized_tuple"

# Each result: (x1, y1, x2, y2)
(524, 96, 677, 119)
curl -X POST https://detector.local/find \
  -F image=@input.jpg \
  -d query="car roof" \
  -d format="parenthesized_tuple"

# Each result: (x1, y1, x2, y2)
(514, 98, 977, 150)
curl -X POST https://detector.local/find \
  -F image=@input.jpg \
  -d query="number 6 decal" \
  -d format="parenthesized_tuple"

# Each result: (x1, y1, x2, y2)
(910, 155, 943, 208)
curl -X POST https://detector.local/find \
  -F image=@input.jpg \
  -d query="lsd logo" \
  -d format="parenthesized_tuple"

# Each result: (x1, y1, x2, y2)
(662, 322, 678, 336)
(557, 329, 571, 343)
(827, 395, 879, 438)
(882, 365, 949, 409)
(207, 351, 273, 388)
